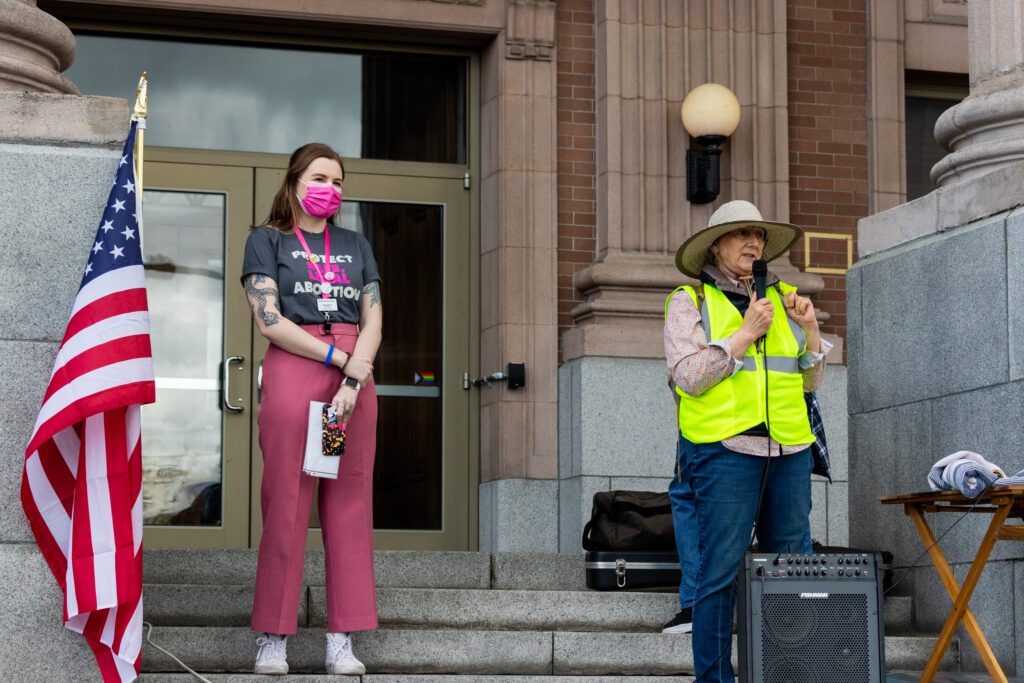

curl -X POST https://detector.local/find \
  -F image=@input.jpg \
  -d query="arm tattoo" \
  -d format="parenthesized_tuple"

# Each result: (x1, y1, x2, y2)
(363, 281, 381, 308)
(245, 274, 281, 326)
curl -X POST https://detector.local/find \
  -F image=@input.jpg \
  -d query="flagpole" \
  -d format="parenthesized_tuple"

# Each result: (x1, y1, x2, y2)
(132, 71, 148, 256)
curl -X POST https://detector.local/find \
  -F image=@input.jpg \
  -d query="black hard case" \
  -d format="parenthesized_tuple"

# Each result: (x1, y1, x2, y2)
(584, 550, 681, 591)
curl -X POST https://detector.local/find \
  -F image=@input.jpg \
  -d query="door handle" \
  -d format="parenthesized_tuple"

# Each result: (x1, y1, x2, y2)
(222, 355, 245, 413)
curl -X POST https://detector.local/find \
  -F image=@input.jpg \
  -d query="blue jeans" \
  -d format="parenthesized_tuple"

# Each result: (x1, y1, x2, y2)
(668, 433, 698, 610)
(682, 435, 813, 683)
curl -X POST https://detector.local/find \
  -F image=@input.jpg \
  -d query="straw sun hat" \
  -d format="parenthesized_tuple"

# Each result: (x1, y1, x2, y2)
(674, 200, 803, 278)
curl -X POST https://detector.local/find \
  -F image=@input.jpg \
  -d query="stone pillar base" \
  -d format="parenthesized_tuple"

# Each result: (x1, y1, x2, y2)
(0, 545, 98, 680)
(0, 92, 127, 681)
(850, 205, 1024, 672)
(557, 358, 850, 553)
(0, 91, 126, 144)
(557, 356, 677, 552)
(0, 0, 78, 94)
(479, 479, 558, 553)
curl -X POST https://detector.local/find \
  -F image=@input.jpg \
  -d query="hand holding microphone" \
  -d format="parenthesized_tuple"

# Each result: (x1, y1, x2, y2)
(730, 260, 773, 359)
(742, 296, 774, 336)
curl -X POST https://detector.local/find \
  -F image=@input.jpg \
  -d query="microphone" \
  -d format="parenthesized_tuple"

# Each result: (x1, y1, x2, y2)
(752, 259, 768, 351)
(752, 259, 768, 300)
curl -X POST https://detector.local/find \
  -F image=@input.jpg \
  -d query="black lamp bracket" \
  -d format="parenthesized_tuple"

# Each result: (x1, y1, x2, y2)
(686, 134, 729, 204)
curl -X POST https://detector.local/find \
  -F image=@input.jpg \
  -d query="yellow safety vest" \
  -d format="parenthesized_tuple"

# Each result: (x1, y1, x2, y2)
(665, 282, 815, 445)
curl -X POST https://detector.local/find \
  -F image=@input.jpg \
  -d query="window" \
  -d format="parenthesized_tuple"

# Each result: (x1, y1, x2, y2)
(66, 33, 468, 164)
(904, 71, 968, 201)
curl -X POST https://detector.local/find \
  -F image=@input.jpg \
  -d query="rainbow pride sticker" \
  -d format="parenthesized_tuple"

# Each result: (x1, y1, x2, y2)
(414, 372, 437, 386)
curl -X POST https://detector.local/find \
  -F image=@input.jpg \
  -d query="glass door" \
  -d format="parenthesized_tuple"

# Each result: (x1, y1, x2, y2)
(141, 163, 254, 548)
(251, 168, 474, 550)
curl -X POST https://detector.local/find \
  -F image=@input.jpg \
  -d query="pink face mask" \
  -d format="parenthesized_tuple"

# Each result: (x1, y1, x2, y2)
(297, 180, 342, 219)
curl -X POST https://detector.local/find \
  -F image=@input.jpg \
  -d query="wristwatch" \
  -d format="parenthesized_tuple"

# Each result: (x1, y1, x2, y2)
(341, 376, 361, 391)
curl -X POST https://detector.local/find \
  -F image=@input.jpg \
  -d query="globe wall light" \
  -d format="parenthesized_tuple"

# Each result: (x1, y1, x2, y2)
(681, 83, 741, 204)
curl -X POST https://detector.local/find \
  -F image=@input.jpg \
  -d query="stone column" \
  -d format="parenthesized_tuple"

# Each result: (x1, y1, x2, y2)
(477, 0, 561, 552)
(0, 0, 78, 93)
(0, 2, 129, 678)
(556, 0, 826, 551)
(562, 0, 809, 362)
(931, 0, 1024, 185)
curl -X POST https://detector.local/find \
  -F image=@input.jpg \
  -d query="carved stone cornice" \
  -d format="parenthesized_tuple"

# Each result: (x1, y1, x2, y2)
(505, 0, 555, 61)
(0, 0, 78, 94)
(563, 252, 826, 360)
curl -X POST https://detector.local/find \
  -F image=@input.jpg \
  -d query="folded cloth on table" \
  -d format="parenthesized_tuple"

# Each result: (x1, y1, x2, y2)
(927, 451, 1006, 498)
(993, 469, 1024, 487)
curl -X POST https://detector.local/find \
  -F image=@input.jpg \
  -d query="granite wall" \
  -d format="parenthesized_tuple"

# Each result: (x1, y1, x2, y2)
(848, 207, 1024, 675)
(0, 116, 128, 680)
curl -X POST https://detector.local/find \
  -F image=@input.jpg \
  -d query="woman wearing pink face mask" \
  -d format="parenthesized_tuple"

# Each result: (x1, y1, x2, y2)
(241, 142, 382, 675)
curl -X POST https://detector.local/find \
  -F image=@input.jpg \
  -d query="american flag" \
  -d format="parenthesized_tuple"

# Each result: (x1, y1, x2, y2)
(21, 120, 154, 683)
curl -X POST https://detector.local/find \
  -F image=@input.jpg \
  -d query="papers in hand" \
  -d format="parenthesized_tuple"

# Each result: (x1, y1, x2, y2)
(304, 401, 340, 479)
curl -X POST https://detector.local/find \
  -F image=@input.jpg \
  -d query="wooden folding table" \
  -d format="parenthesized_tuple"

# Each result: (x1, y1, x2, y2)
(879, 486, 1024, 683)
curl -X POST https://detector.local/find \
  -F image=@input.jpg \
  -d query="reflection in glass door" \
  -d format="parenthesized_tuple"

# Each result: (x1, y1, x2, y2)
(142, 163, 254, 548)
(306, 201, 445, 531)
(142, 190, 226, 526)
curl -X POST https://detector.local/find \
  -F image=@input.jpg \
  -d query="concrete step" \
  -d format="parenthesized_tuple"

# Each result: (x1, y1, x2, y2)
(143, 550, 495, 589)
(341, 587, 677, 632)
(142, 627, 697, 676)
(884, 595, 913, 634)
(143, 550, 592, 591)
(140, 626, 957, 676)
(143, 584, 678, 630)
(144, 582, 916, 635)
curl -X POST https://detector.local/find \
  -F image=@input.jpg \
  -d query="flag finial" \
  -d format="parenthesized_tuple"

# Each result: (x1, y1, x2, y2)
(133, 71, 148, 120)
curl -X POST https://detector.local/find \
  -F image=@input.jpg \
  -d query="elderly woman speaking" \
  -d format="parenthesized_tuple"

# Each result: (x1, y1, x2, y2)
(663, 200, 831, 683)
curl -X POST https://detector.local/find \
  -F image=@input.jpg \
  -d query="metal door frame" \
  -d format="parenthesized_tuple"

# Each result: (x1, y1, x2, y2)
(141, 161, 254, 548)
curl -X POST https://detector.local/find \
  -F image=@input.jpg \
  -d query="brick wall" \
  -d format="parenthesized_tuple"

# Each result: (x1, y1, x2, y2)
(555, 0, 596, 337)
(786, 0, 869, 342)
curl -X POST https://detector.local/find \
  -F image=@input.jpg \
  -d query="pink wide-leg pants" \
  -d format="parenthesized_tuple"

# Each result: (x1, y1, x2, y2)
(251, 323, 378, 635)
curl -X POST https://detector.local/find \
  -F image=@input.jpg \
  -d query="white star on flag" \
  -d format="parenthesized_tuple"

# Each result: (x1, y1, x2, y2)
(92, 240, 104, 254)
(121, 227, 135, 240)
(112, 199, 126, 212)
(101, 220, 115, 233)
(84, 262, 93, 275)
(122, 180, 135, 194)
(119, 154, 128, 166)
(110, 245, 125, 259)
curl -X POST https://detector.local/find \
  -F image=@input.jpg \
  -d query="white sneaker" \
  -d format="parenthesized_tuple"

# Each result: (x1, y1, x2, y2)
(254, 633, 288, 675)
(326, 632, 366, 675)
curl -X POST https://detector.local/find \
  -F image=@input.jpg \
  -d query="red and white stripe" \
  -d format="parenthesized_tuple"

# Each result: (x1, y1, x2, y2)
(22, 265, 154, 683)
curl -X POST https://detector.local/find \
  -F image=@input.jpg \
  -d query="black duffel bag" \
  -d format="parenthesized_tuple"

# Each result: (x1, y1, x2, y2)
(581, 490, 675, 552)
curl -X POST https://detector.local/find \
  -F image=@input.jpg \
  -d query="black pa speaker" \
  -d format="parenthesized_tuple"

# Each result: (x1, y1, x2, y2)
(737, 551, 886, 683)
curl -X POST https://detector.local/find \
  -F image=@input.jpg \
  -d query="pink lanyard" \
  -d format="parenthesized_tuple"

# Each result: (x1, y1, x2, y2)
(293, 226, 333, 298)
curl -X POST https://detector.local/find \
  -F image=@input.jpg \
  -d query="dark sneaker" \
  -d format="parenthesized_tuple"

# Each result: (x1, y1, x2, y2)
(661, 607, 693, 634)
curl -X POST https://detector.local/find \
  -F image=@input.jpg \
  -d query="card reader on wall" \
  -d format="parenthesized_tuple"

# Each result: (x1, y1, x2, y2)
(469, 362, 526, 389)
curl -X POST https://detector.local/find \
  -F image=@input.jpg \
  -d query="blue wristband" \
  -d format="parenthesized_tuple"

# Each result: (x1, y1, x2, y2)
(325, 344, 335, 367)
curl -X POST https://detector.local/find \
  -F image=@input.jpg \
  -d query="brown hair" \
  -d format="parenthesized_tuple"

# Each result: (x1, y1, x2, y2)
(253, 142, 346, 231)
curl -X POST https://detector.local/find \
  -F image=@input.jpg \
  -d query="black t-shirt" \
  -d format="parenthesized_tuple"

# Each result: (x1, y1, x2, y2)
(241, 225, 381, 325)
